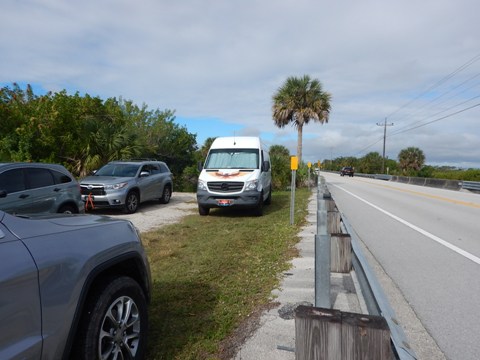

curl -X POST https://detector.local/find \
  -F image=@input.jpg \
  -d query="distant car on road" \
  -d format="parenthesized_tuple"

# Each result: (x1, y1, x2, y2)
(0, 209, 151, 359)
(0, 162, 84, 215)
(340, 166, 354, 177)
(80, 160, 173, 214)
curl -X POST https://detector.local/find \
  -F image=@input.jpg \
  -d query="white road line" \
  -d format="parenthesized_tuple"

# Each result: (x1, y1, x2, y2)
(336, 185, 480, 266)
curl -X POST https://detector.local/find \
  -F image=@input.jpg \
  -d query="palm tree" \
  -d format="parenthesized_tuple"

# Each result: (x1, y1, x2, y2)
(272, 75, 331, 163)
(398, 147, 425, 175)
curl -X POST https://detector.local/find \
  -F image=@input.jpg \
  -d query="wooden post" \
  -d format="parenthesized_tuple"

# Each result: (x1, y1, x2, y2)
(295, 306, 342, 360)
(341, 312, 392, 360)
(328, 210, 342, 234)
(330, 233, 352, 273)
(295, 307, 392, 360)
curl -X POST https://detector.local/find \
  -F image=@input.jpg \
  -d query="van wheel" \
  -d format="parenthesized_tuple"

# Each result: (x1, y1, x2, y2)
(254, 194, 264, 216)
(198, 205, 210, 216)
(264, 188, 272, 205)
(124, 191, 139, 214)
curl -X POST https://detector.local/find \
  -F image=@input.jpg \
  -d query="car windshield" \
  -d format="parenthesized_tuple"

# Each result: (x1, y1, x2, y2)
(205, 149, 259, 169)
(95, 164, 140, 177)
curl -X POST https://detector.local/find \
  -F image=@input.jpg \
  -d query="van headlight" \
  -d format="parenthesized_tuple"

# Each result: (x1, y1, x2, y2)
(198, 180, 208, 191)
(245, 180, 258, 191)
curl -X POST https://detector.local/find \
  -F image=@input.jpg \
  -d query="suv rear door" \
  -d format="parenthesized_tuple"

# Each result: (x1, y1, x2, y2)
(24, 167, 59, 213)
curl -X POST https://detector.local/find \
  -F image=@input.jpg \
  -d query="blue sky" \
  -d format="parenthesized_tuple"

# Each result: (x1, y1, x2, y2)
(2, 0, 480, 168)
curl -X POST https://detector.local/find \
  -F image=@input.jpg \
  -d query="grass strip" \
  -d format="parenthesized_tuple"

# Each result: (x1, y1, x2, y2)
(143, 189, 311, 359)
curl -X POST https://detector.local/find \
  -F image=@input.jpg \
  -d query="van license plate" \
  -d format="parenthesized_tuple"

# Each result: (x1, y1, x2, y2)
(217, 199, 233, 206)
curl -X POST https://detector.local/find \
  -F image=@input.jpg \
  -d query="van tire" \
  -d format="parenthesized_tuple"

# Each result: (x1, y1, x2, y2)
(198, 205, 210, 216)
(254, 194, 264, 216)
(264, 188, 272, 205)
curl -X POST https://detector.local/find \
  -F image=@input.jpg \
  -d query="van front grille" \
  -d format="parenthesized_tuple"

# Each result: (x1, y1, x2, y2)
(207, 181, 244, 193)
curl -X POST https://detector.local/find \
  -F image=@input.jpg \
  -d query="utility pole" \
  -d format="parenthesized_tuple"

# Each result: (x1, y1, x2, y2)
(377, 118, 394, 173)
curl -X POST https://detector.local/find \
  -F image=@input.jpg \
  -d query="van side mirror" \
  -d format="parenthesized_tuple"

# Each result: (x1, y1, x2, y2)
(262, 161, 270, 172)
(197, 161, 204, 172)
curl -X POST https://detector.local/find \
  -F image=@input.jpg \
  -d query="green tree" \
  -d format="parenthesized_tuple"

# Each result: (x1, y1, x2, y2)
(272, 75, 331, 163)
(358, 152, 383, 174)
(398, 147, 425, 175)
(269, 144, 291, 190)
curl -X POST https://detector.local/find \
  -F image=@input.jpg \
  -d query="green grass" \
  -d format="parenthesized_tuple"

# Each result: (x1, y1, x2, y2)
(142, 189, 311, 359)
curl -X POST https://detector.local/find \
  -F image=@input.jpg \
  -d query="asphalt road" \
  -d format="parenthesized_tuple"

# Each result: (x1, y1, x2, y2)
(321, 172, 480, 360)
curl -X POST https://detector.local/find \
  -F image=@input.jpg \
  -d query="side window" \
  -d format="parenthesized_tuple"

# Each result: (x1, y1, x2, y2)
(141, 165, 151, 174)
(51, 170, 72, 184)
(26, 168, 55, 189)
(159, 163, 169, 173)
(150, 164, 161, 175)
(0, 169, 26, 193)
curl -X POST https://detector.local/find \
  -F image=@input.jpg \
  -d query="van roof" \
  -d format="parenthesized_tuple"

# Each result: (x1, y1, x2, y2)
(210, 136, 262, 149)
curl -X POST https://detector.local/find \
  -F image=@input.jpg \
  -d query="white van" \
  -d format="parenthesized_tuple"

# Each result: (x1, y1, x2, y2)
(196, 136, 272, 216)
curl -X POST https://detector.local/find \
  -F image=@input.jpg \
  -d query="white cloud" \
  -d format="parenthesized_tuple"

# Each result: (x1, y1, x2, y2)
(1, 0, 480, 167)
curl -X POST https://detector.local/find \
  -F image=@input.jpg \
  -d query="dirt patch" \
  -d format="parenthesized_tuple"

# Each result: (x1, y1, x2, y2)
(86, 192, 198, 232)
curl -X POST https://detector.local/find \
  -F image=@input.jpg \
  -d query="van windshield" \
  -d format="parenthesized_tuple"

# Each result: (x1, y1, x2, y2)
(205, 149, 259, 169)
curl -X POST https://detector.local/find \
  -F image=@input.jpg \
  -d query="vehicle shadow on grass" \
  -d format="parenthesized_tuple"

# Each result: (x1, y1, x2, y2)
(147, 280, 218, 359)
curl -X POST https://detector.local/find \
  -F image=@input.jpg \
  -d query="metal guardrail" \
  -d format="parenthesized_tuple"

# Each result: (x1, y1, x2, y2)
(461, 180, 480, 191)
(342, 215, 417, 360)
(316, 177, 417, 360)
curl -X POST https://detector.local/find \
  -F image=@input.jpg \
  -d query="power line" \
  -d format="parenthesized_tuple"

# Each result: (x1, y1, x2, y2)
(386, 52, 480, 120)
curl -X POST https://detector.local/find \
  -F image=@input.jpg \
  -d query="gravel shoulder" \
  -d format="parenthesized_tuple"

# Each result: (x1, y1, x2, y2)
(87, 192, 198, 232)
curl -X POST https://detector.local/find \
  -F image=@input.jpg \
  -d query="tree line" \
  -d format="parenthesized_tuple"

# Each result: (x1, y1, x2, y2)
(0, 83, 304, 191)
(320, 148, 480, 181)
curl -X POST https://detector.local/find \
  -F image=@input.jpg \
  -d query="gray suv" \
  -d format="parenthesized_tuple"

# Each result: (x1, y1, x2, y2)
(0, 162, 85, 215)
(0, 209, 151, 359)
(80, 160, 173, 214)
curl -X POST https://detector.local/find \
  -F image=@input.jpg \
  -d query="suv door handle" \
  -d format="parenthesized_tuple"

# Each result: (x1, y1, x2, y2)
(53, 188, 62, 192)
(19, 194, 30, 199)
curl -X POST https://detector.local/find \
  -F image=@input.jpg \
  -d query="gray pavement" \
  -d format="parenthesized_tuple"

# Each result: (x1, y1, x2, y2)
(233, 191, 366, 360)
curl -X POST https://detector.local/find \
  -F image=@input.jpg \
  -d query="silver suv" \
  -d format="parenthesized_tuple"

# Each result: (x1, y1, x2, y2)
(80, 160, 173, 214)
(0, 162, 85, 215)
(0, 208, 151, 359)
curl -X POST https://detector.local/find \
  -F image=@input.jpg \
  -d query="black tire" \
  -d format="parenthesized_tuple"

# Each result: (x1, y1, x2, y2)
(124, 191, 139, 214)
(75, 276, 148, 360)
(159, 185, 172, 204)
(254, 193, 264, 216)
(198, 205, 210, 216)
(264, 188, 272, 205)
(58, 204, 77, 214)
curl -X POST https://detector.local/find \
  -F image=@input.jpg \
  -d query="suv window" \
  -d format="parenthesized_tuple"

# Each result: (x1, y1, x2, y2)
(159, 163, 169, 173)
(0, 169, 26, 193)
(27, 168, 55, 189)
(149, 164, 161, 175)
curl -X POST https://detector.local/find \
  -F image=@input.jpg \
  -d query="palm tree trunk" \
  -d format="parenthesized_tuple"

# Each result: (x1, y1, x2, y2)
(297, 124, 303, 164)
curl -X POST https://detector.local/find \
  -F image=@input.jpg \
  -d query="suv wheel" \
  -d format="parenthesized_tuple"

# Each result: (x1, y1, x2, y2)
(76, 276, 148, 360)
(58, 204, 77, 214)
(124, 191, 139, 214)
(159, 185, 172, 204)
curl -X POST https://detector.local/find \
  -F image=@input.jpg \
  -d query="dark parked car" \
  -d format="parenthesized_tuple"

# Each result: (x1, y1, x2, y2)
(0, 162, 84, 215)
(80, 160, 173, 214)
(0, 209, 151, 359)
(340, 166, 354, 177)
